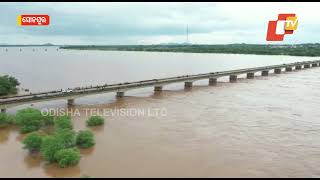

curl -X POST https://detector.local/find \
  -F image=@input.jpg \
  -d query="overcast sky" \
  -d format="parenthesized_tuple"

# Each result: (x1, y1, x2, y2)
(0, 2, 319, 45)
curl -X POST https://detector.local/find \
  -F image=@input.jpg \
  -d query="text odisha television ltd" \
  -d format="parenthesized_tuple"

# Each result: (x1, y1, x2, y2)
(17, 14, 50, 26)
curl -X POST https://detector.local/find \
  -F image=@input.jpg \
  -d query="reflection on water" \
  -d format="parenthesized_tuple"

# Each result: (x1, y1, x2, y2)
(0, 127, 11, 144)
(80, 147, 95, 156)
(43, 164, 81, 178)
(88, 126, 105, 134)
(0, 47, 320, 177)
(23, 153, 42, 169)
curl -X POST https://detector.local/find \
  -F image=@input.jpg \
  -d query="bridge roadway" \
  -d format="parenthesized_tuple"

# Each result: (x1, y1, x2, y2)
(1, 60, 320, 111)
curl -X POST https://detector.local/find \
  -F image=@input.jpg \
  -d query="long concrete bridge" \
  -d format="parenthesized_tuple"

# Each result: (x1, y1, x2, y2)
(1, 60, 320, 112)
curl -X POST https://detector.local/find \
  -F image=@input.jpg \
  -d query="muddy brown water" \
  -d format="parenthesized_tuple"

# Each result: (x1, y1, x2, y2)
(0, 47, 319, 177)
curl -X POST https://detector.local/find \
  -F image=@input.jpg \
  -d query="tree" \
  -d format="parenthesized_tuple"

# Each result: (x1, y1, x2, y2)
(76, 130, 95, 149)
(15, 108, 44, 133)
(86, 116, 105, 127)
(0, 76, 13, 96)
(40, 135, 65, 163)
(54, 129, 76, 148)
(22, 132, 43, 153)
(0, 75, 20, 96)
(6, 75, 20, 87)
(54, 116, 73, 130)
(54, 148, 81, 168)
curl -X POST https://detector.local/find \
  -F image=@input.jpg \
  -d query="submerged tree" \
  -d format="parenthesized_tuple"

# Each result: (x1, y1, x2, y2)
(54, 128, 76, 148)
(40, 135, 65, 163)
(15, 108, 44, 133)
(0, 113, 14, 128)
(54, 148, 81, 168)
(54, 115, 73, 130)
(86, 116, 105, 127)
(76, 130, 95, 149)
(22, 132, 43, 153)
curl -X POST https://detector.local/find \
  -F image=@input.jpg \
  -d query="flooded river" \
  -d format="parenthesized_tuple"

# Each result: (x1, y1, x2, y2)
(0, 47, 319, 177)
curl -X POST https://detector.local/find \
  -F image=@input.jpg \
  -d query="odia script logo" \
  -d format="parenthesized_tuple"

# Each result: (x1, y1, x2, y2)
(17, 15, 50, 26)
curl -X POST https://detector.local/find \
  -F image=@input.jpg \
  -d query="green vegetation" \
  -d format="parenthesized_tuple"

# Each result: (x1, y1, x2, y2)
(22, 132, 43, 153)
(0, 113, 14, 128)
(81, 175, 92, 178)
(0, 107, 97, 168)
(40, 130, 82, 167)
(86, 116, 105, 127)
(54, 148, 81, 168)
(54, 115, 73, 130)
(15, 108, 44, 133)
(40, 120, 79, 166)
(61, 43, 320, 57)
(76, 130, 95, 149)
(0, 75, 20, 96)
(41, 135, 65, 163)
(43, 115, 55, 127)
(54, 129, 76, 148)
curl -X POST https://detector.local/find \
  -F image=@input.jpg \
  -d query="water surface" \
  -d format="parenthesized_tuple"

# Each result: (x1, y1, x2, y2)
(0, 47, 319, 177)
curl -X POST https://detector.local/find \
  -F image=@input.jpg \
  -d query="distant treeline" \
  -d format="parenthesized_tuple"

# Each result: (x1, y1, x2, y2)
(0, 44, 56, 47)
(60, 44, 320, 57)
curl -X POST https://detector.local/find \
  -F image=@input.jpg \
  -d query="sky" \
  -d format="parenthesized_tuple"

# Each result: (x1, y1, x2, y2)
(0, 2, 320, 45)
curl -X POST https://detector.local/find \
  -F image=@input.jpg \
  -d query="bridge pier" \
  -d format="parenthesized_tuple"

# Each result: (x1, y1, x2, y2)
(0, 109, 6, 113)
(67, 99, 75, 106)
(154, 86, 163, 92)
(304, 64, 310, 68)
(116, 91, 125, 98)
(285, 67, 293, 72)
(246, 72, 255, 79)
(184, 81, 193, 88)
(312, 63, 318, 67)
(229, 75, 237, 82)
(295, 65, 302, 70)
(261, 70, 269, 76)
(209, 78, 217, 86)
(274, 68, 282, 74)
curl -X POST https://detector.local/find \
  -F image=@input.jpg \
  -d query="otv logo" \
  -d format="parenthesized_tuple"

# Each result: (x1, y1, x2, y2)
(266, 14, 298, 41)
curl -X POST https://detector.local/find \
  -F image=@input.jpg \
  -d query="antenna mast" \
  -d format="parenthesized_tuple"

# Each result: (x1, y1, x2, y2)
(186, 24, 189, 44)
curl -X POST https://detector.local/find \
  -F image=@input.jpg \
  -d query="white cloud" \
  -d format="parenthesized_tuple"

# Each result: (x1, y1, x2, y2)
(0, 2, 319, 44)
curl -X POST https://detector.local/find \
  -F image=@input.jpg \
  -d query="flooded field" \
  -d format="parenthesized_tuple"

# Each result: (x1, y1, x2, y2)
(0, 47, 319, 177)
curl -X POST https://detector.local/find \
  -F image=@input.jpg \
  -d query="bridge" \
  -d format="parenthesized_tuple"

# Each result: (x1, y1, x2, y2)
(1, 60, 320, 112)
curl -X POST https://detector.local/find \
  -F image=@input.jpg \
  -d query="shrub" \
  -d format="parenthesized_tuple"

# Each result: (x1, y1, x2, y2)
(54, 129, 76, 148)
(76, 130, 95, 149)
(43, 115, 55, 127)
(54, 116, 73, 130)
(54, 148, 81, 168)
(15, 108, 43, 133)
(86, 116, 104, 127)
(22, 132, 43, 153)
(6, 114, 15, 125)
(0, 113, 11, 128)
(40, 135, 65, 163)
